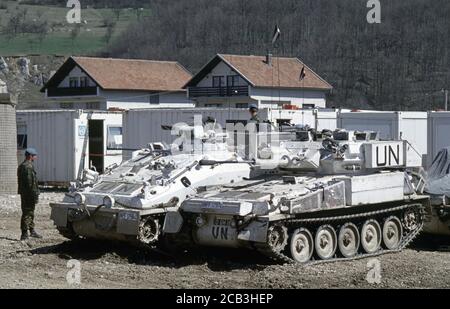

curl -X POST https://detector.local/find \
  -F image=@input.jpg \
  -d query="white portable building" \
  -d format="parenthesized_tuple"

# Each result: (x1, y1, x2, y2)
(427, 111, 450, 167)
(338, 111, 428, 164)
(16, 110, 123, 185)
(122, 108, 338, 156)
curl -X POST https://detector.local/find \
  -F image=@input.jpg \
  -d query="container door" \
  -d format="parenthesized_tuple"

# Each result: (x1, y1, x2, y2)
(74, 117, 88, 181)
(88, 119, 104, 173)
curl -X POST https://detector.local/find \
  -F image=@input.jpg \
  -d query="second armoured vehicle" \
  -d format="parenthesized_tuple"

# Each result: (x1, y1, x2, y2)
(163, 130, 428, 263)
(423, 147, 450, 236)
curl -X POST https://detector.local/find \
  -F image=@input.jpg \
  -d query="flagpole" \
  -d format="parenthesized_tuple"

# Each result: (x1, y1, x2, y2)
(277, 52, 281, 107)
(271, 24, 281, 109)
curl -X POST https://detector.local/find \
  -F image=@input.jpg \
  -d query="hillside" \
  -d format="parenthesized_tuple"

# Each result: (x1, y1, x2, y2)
(0, 0, 149, 107)
(106, 0, 450, 111)
(0, 0, 150, 55)
(1, 0, 449, 110)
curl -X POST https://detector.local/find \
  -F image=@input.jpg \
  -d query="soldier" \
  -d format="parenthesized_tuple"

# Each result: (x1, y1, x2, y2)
(17, 148, 42, 240)
(248, 104, 260, 123)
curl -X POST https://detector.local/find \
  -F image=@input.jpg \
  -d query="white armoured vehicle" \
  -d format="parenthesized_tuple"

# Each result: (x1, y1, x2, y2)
(164, 129, 429, 263)
(50, 122, 254, 247)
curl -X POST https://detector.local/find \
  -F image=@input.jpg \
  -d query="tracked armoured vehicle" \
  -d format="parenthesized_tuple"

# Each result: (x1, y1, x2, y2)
(423, 147, 450, 236)
(164, 129, 429, 263)
(50, 121, 256, 248)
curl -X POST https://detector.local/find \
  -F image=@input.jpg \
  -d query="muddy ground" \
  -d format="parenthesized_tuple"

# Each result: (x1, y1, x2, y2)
(0, 193, 449, 289)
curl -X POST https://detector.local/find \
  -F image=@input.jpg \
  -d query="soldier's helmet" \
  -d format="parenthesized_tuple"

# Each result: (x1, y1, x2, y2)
(25, 148, 38, 156)
(249, 104, 258, 111)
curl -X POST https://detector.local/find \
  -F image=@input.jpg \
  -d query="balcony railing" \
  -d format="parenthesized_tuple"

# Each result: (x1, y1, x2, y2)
(188, 86, 249, 98)
(47, 87, 98, 97)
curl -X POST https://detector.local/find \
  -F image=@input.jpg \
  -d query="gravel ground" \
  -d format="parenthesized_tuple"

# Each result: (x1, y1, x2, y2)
(0, 192, 449, 289)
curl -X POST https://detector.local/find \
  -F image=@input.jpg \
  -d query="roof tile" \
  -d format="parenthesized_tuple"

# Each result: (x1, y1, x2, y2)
(219, 54, 332, 90)
(73, 57, 192, 92)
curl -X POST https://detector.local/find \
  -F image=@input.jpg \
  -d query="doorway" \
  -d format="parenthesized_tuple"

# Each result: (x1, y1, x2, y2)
(88, 119, 104, 173)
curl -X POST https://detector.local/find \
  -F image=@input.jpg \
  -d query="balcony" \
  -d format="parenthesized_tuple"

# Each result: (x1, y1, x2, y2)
(188, 86, 249, 98)
(47, 87, 98, 97)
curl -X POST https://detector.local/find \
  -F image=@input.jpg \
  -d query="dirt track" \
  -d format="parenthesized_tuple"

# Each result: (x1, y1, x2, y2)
(0, 193, 449, 289)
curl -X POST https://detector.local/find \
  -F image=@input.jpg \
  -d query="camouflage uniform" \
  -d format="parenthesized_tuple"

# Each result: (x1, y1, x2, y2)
(17, 160, 40, 233)
(249, 114, 261, 123)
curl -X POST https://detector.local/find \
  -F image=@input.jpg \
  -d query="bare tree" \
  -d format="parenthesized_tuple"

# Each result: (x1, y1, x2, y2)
(70, 24, 81, 47)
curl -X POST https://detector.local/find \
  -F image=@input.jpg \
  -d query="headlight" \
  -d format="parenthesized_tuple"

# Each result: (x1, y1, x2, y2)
(74, 193, 85, 205)
(103, 195, 115, 209)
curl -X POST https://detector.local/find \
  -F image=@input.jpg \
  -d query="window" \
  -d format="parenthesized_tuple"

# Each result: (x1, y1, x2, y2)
(69, 77, 79, 88)
(107, 126, 123, 150)
(150, 94, 160, 104)
(227, 75, 240, 87)
(17, 123, 27, 149)
(204, 104, 223, 108)
(302, 104, 316, 109)
(86, 102, 100, 110)
(236, 103, 248, 108)
(212, 76, 224, 87)
(80, 76, 88, 88)
(60, 103, 74, 109)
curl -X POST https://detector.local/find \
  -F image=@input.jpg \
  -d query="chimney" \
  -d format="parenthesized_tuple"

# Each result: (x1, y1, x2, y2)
(265, 53, 273, 66)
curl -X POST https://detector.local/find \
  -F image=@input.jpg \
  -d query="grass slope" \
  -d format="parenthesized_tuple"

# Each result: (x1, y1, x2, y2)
(0, 1, 149, 56)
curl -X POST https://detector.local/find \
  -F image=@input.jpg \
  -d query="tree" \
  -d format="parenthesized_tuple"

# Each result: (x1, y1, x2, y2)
(107, 0, 450, 111)
(112, 7, 121, 20)
(70, 24, 81, 47)
(104, 22, 116, 43)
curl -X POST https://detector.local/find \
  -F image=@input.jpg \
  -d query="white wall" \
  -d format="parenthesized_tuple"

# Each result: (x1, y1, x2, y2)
(194, 96, 256, 108)
(102, 90, 194, 110)
(58, 66, 95, 88)
(197, 61, 249, 87)
(16, 110, 79, 183)
(122, 108, 265, 158)
(338, 111, 428, 160)
(250, 87, 327, 108)
(54, 101, 107, 110)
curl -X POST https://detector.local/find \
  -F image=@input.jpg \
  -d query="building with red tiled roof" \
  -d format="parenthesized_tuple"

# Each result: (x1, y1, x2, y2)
(185, 54, 332, 109)
(41, 56, 194, 110)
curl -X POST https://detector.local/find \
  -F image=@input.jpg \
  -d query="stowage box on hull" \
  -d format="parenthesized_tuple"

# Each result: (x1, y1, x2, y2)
(336, 172, 405, 206)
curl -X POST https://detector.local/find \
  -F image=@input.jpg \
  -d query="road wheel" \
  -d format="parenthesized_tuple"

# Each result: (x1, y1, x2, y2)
(361, 220, 382, 253)
(315, 225, 337, 260)
(382, 216, 403, 250)
(338, 223, 360, 258)
(289, 228, 314, 263)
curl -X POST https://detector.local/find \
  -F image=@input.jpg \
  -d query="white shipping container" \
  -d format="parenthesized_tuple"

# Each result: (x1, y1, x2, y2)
(427, 112, 450, 167)
(268, 109, 316, 127)
(123, 108, 266, 155)
(122, 108, 334, 156)
(338, 111, 428, 163)
(316, 110, 339, 131)
(16, 110, 123, 185)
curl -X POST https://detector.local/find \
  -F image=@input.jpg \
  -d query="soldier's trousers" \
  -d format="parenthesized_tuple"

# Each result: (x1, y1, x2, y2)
(20, 196, 36, 232)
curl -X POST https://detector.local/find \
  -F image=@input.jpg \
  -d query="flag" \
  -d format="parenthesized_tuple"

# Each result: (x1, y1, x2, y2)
(300, 66, 306, 81)
(271, 25, 281, 45)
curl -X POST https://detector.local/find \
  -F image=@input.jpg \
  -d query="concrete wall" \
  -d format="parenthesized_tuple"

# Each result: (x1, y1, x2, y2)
(0, 94, 18, 194)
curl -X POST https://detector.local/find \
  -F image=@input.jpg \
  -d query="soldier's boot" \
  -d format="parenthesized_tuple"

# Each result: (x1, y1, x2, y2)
(20, 231, 29, 241)
(29, 229, 43, 239)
